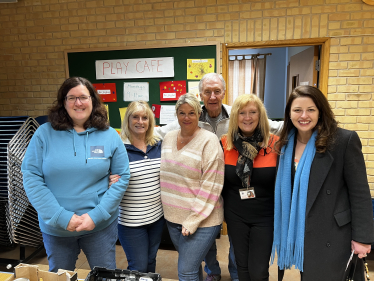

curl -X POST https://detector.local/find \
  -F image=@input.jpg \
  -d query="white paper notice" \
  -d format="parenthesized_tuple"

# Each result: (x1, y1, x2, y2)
(96, 57, 174, 79)
(124, 82, 149, 101)
(98, 89, 111, 95)
(188, 81, 200, 99)
(163, 92, 176, 99)
(160, 105, 176, 125)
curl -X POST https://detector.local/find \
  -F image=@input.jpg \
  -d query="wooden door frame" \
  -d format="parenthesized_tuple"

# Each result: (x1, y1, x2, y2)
(222, 38, 331, 105)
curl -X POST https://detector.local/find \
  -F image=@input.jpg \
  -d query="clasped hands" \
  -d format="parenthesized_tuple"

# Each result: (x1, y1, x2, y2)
(67, 213, 95, 232)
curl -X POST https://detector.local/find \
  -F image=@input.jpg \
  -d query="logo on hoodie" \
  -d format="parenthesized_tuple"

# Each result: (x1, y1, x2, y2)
(90, 146, 104, 157)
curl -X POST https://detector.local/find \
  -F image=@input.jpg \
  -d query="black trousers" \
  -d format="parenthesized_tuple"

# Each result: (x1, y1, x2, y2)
(226, 218, 273, 281)
(278, 269, 302, 281)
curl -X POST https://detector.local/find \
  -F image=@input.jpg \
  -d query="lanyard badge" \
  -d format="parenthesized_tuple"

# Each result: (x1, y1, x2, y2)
(239, 187, 256, 200)
(239, 176, 256, 200)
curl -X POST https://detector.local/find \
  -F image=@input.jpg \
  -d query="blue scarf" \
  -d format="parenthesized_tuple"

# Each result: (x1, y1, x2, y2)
(271, 129, 317, 272)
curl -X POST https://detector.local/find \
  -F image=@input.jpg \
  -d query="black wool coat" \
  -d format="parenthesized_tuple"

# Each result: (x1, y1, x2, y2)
(302, 128, 374, 281)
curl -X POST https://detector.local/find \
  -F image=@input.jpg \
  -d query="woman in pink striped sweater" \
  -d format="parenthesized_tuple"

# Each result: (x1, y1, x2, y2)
(160, 93, 225, 281)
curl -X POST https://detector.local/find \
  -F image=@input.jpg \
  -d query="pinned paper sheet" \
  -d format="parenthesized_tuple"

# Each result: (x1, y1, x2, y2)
(124, 82, 149, 101)
(104, 104, 109, 121)
(96, 57, 174, 80)
(187, 59, 215, 80)
(119, 107, 127, 122)
(160, 105, 176, 125)
(159, 80, 186, 101)
(93, 83, 117, 102)
(188, 81, 200, 100)
(152, 104, 161, 118)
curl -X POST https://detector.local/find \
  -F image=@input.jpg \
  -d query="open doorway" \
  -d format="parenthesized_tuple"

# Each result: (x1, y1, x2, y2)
(222, 38, 330, 120)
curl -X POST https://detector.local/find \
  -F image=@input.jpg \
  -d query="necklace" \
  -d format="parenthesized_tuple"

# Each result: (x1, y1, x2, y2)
(297, 138, 308, 144)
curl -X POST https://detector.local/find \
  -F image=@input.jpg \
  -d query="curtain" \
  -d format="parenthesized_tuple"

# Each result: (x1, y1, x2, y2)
(228, 56, 267, 105)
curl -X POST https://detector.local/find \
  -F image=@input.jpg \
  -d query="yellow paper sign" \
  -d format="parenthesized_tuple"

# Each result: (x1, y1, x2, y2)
(187, 59, 215, 80)
(119, 107, 127, 122)
(104, 104, 109, 121)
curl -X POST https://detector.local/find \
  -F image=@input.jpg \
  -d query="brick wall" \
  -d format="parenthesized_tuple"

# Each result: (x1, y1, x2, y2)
(1, 0, 374, 192)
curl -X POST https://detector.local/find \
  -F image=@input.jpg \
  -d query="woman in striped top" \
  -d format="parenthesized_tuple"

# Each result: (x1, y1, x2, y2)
(160, 93, 225, 281)
(110, 101, 164, 273)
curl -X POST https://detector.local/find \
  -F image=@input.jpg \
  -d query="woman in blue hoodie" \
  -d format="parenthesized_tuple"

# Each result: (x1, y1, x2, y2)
(21, 77, 130, 272)
(110, 101, 164, 273)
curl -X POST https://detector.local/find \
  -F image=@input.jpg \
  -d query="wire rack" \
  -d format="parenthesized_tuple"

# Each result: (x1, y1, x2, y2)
(7, 117, 43, 247)
(0, 116, 28, 247)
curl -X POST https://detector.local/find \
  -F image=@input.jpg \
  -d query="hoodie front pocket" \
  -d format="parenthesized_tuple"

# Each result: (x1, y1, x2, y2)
(55, 192, 99, 216)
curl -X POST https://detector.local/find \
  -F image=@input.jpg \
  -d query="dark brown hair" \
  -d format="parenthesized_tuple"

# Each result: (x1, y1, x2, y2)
(276, 85, 338, 154)
(48, 77, 109, 131)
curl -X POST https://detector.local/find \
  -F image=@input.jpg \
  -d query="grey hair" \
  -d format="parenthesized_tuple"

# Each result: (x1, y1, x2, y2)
(175, 93, 202, 117)
(198, 73, 226, 93)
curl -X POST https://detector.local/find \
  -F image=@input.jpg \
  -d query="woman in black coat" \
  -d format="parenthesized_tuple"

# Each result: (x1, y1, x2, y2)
(272, 85, 374, 281)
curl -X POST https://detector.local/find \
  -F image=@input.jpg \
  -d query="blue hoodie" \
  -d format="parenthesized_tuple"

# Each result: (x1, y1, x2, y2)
(21, 122, 130, 237)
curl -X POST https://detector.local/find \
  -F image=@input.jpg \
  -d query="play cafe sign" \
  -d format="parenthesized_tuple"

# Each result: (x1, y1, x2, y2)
(95, 57, 174, 79)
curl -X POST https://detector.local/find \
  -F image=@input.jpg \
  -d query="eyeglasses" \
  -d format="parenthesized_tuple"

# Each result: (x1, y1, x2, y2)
(203, 89, 223, 97)
(65, 95, 91, 104)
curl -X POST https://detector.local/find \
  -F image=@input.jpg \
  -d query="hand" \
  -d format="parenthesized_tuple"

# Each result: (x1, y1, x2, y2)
(351, 240, 371, 259)
(109, 174, 120, 188)
(75, 213, 96, 232)
(66, 214, 83, 232)
(182, 226, 190, 236)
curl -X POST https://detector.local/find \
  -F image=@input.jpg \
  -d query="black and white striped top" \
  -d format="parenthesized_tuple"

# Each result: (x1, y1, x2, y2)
(118, 141, 163, 227)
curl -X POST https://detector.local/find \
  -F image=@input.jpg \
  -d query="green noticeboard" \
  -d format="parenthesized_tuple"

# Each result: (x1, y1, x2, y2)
(64, 42, 220, 129)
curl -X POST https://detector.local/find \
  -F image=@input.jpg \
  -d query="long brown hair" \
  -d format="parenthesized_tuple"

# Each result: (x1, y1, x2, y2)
(48, 77, 109, 131)
(276, 86, 338, 154)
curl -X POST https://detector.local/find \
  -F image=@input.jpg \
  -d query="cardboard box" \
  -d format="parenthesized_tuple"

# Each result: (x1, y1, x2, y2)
(0, 272, 14, 281)
(5, 264, 77, 281)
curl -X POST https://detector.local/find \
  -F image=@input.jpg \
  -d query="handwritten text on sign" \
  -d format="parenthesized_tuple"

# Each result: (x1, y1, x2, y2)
(124, 82, 149, 102)
(95, 57, 174, 79)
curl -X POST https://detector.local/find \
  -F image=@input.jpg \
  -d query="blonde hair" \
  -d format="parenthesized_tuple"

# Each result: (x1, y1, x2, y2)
(224, 94, 270, 150)
(121, 101, 160, 146)
(175, 93, 202, 117)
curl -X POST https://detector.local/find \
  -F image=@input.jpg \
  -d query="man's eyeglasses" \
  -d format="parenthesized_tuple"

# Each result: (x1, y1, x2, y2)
(203, 90, 223, 96)
(65, 95, 91, 104)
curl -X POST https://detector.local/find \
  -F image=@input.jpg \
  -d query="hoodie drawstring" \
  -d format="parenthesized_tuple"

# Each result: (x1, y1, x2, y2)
(73, 130, 77, 156)
(85, 131, 88, 163)
(72, 129, 92, 163)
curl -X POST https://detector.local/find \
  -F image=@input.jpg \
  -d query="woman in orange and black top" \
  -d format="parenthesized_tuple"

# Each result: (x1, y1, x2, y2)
(221, 94, 278, 281)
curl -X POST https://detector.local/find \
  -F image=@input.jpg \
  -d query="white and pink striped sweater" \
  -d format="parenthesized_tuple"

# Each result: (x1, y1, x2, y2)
(160, 129, 224, 234)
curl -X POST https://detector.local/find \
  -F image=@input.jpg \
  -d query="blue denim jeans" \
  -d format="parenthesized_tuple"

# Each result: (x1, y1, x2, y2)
(118, 217, 165, 273)
(204, 235, 238, 280)
(42, 219, 118, 272)
(228, 236, 239, 280)
(166, 221, 221, 281)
